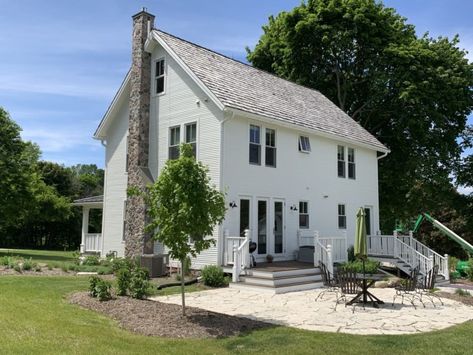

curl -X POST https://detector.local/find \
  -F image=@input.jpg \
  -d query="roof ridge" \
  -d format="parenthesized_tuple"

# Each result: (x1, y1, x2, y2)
(154, 29, 325, 97)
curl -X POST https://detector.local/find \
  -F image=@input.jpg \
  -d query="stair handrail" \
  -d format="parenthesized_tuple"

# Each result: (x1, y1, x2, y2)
(232, 229, 250, 283)
(314, 231, 334, 275)
(394, 237, 433, 276)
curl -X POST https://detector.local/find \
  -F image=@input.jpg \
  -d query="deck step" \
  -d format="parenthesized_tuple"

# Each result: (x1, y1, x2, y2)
(240, 273, 322, 287)
(230, 280, 324, 294)
(244, 267, 320, 279)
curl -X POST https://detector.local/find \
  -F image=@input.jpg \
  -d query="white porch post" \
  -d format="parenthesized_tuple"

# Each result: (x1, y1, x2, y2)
(80, 206, 90, 254)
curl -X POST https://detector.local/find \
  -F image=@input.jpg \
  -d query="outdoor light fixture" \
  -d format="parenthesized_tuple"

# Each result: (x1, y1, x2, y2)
(229, 201, 238, 208)
(290, 204, 298, 211)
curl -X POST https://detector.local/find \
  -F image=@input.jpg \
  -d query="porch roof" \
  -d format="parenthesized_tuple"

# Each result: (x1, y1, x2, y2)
(72, 195, 103, 207)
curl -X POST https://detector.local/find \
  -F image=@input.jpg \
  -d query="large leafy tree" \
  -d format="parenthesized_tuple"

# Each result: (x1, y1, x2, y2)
(247, 0, 473, 231)
(135, 144, 226, 315)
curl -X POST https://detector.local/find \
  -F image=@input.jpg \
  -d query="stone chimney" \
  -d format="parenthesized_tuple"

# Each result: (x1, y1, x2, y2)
(124, 8, 155, 258)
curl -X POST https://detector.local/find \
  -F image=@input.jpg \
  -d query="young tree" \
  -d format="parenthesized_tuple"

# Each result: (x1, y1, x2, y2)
(247, 0, 473, 231)
(135, 144, 226, 315)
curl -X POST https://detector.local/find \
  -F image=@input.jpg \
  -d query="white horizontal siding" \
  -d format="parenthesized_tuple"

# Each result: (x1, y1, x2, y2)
(150, 45, 223, 268)
(101, 86, 129, 257)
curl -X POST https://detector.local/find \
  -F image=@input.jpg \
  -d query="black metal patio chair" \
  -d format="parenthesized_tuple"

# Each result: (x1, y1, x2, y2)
(392, 265, 421, 309)
(417, 264, 444, 307)
(315, 261, 339, 302)
(336, 268, 361, 312)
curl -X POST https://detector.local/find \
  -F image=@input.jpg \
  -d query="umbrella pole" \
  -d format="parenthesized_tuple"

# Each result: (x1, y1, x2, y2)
(362, 258, 367, 304)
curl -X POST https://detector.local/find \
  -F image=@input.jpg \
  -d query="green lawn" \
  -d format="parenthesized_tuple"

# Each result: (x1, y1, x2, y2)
(1, 276, 473, 354)
(0, 248, 76, 264)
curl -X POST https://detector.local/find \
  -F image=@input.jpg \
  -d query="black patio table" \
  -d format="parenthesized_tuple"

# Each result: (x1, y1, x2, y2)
(346, 273, 385, 308)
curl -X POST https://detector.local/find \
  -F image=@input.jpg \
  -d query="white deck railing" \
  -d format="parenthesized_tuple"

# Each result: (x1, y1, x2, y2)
(313, 231, 348, 275)
(84, 233, 101, 252)
(232, 229, 251, 282)
(224, 229, 246, 265)
(368, 231, 449, 280)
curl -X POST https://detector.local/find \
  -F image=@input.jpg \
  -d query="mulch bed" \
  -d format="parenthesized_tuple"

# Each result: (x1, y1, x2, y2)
(0, 266, 71, 276)
(69, 291, 273, 338)
(437, 291, 473, 306)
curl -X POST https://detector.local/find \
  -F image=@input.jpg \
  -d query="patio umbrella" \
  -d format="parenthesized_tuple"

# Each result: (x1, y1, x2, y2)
(354, 207, 367, 260)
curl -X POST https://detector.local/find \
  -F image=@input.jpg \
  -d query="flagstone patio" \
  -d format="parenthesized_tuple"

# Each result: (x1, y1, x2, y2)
(150, 287, 473, 335)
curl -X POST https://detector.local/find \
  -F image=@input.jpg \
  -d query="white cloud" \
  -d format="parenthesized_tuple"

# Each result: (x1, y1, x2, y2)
(20, 128, 100, 153)
(457, 185, 473, 196)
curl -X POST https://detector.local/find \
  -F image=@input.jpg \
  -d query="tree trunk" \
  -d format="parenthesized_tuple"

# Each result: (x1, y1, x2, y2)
(180, 257, 186, 316)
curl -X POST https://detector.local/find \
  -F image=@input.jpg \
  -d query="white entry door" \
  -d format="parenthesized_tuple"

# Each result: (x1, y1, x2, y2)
(254, 198, 285, 257)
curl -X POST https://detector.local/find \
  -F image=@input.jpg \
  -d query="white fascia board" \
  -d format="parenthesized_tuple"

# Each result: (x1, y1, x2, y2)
(225, 107, 390, 154)
(94, 70, 131, 139)
(150, 31, 225, 112)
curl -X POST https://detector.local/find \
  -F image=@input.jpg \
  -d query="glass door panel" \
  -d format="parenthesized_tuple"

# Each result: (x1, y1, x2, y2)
(239, 199, 250, 237)
(257, 200, 267, 254)
(274, 201, 283, 254)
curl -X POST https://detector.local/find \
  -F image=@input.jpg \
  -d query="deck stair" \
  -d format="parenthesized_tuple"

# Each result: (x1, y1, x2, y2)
(227, 262, 323, 294)
(368, 232, 450, 283)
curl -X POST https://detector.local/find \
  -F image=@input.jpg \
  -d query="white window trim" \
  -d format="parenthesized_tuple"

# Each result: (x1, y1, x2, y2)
(299, 201, 309, 229)
(348, 147, 356, 180)
(168, 125, 180, 159)
(265, 127, 277, 168)
(249, 124, 262, 166)
(299, 135, 311, 153)
(337, 203, 347, 230)
(185, 121, 198, 157)
(153, 56, 167, 96)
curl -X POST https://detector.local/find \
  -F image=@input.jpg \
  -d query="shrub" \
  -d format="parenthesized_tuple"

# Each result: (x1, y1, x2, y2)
(13, 263, 22, 273)
(60, 264, 69, 273)
(116, 268, 131, 296)
(95, 279, 112, 301)
(111, 257, 136, 273)
(47, 263, 53, 270)
(67, 263, 79, 272)
(83, 255, 101, 266)
(89, 276, 101, 297)
(341, 259, 380, 274)
(34, 265, 42, 272)
(129, 267, 150, 299)
(22, 258, 33, 271)
(455, 288, 471, 297)
(201, 265, 226, 287)
(466, 259, 473, 281)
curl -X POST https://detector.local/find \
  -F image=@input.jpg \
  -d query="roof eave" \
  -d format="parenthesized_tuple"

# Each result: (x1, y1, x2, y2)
(224, 107, 390, 153)
(94, 70, 131, 140)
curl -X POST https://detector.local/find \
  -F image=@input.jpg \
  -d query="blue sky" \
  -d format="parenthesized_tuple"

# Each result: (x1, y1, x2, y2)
(0, 0, 472, 174)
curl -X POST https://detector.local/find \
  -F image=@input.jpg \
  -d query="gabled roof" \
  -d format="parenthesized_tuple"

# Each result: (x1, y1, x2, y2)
(155, 30, 388, 152)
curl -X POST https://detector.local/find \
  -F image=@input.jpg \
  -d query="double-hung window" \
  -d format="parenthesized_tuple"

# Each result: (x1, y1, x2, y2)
(185, 123, 197, 157)
(155, 58, 165, 94)
(299, 136, 311, 153)
(265, 128, 276, 167)
(348, 148, 355, 179)
(169, 126, 180, 160)
(299, 201, 309, 229)
(249, 125, 261, 165)
(338, 204, 346, 229)
(337, 145, 346, 178)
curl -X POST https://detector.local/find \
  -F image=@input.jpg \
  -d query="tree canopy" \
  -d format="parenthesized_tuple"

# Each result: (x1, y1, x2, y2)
(247, 0, 473, 232)
(0, 107, 104, 250)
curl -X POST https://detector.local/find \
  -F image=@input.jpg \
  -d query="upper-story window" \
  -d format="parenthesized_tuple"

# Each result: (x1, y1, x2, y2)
(265, 128, 276, 167)
(338, 204, 347, 229)
(155, 58, 165, 95)
(337, 145, 346, 178)
(185, 122, 197, 157)
(249, 125, 261, 165)
(169, 126, 180, 160)
(348, 148, 356, 179)
(299, 136, 311, 153)
(299, 201, 309, 229)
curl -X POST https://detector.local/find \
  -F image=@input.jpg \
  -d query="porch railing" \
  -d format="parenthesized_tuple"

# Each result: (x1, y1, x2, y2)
(224, 229, 246, 265)
(313, 231, 348, 275)
(232, 229, 251, 282)
(84, 233, 102, 252)
(367, 234, 395, 256)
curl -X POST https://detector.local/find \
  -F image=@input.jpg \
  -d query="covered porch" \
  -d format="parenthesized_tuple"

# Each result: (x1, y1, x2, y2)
(72, 195, 103, 255)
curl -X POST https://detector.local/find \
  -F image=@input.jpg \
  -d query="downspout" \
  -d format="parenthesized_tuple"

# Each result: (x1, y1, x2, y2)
(377, 151, 389, 160)
(218, 108, 235, 266)
(99, 138, 107, 256)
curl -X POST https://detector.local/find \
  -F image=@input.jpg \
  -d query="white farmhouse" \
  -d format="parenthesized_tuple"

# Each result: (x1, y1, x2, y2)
(76, 9, 390, 284)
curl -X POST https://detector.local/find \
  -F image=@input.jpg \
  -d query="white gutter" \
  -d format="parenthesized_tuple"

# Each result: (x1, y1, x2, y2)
(377, 151, 389, 160)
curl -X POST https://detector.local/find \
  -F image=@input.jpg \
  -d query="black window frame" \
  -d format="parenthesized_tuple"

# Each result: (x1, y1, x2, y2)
(348, 147, 356, 179)
(185, 122, 197, 157)
(337, 145, 346, 178)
